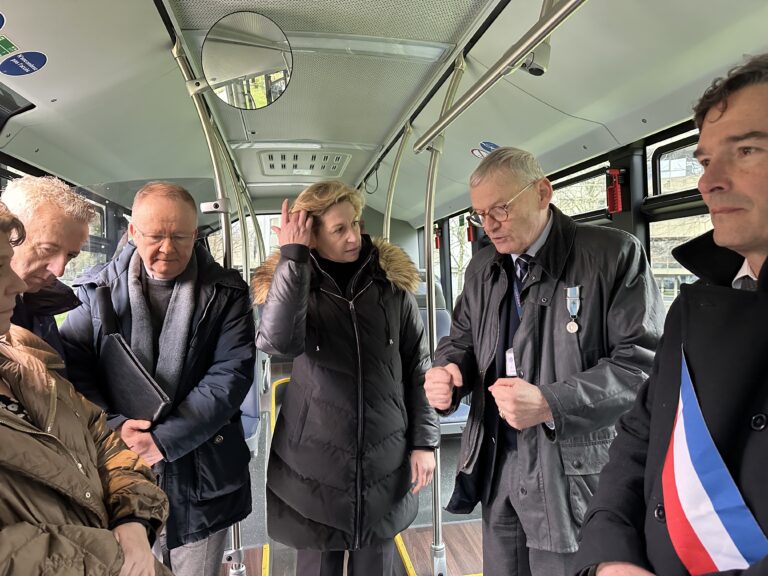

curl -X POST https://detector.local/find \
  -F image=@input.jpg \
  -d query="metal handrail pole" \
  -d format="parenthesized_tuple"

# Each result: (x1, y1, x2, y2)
(413, 0, 586, 153)
(382, 123, 413, 242)
(215, 134, 251, 280)
(241, 183, 266, 267)
(172, 39, 233, 268)
(424, 54, 465, 576)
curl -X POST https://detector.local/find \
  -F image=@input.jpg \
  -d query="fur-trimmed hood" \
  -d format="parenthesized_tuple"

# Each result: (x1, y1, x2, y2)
(251, 235, 419, 305)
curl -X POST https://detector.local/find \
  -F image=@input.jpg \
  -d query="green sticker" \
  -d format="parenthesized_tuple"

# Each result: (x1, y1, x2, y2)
(0, 36, 18, 56)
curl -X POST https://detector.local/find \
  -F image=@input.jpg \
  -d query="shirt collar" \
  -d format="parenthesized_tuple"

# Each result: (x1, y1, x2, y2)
(732, 258, 758, 289)
(511, 209, 553, 263)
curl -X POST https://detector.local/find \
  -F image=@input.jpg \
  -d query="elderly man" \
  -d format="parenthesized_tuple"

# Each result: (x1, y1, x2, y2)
(574, 53, 768, 576)
(61, 181, 255, 576)
(2, 175, 93, 358)
(424, 147, 665, 576)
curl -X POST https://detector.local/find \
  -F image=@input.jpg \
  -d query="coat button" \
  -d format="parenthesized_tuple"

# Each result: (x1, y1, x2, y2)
(213, 434, 224, 444)
(541, 297, 548, 303)
(518, 370, 524, 378)
(571, 460, 582, 470)
(654, 504, 665, 522)
(85, 491, 91, 499)
(520, 487, 527, 496)
(751, 413, 767, 431)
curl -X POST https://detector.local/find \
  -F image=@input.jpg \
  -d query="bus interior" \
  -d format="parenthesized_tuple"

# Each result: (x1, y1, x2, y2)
(1, 0, 767, 574)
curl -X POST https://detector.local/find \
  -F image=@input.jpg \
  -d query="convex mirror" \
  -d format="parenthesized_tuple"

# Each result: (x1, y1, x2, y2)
(202, 11, 292, 110)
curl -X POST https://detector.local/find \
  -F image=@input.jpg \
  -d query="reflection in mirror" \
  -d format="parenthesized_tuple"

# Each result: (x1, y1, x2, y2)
(202, 12, 292, 110)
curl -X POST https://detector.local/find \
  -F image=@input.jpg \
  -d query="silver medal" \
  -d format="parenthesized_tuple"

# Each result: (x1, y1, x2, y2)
(565, 286, 582, 335)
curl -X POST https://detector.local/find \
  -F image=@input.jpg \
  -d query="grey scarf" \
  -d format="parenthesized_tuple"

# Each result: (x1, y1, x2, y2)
(127, 250, 197, 401)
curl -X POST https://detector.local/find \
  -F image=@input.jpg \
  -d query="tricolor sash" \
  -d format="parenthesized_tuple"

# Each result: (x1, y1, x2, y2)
(662, 350, 768, 574)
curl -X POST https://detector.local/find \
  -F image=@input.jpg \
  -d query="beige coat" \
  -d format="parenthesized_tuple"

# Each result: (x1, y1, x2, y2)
(0, 325, 172, 575)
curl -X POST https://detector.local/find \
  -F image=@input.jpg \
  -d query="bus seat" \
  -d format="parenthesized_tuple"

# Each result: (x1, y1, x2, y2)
(414, 272, 468, 435)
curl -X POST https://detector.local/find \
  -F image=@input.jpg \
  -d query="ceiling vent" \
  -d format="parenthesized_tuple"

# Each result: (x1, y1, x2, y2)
(259, 150, 351, 177)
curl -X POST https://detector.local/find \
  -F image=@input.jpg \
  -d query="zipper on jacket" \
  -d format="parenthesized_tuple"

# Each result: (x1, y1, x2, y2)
(349, 297, 364, 550)
(463, 271, 506, 469)
(189, 285, 218, 345)
(0, 415, 88, 476)
(318, 283, 372, 548)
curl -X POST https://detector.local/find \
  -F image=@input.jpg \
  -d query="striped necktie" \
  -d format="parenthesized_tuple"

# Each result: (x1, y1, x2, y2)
(515, 253, 531, 286)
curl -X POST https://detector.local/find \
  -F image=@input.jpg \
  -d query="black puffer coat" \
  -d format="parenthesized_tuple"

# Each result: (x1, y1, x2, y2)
(252, 235, 440, 550)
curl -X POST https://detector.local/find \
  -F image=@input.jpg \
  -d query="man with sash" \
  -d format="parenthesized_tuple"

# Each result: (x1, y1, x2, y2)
(424, 147, 665, 576)
(574, 53, 768, 576)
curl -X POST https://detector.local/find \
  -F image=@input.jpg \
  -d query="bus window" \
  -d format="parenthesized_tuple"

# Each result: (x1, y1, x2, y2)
(646, 128, 700, 195)
(649, 215, 713, 311)
(551, 163, 610, 216)
(448, 212, 471, 308)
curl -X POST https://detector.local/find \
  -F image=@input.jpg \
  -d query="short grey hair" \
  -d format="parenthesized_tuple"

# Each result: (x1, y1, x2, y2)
(469, 147, 546, 188)
(2, 175, 96, 225)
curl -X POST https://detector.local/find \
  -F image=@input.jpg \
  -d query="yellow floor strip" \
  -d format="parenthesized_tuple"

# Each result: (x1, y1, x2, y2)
(394, 533, 417, 576)
(262, 543, 270, 576)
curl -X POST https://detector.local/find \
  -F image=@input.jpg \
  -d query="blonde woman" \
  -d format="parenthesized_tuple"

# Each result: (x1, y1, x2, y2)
(253, 182, 439, 575)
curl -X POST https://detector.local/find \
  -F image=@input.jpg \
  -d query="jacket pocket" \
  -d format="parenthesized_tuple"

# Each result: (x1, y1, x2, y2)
(194, 420, 250, 501)
(560, 441, 610, 526)
(290, 385, 311, 445)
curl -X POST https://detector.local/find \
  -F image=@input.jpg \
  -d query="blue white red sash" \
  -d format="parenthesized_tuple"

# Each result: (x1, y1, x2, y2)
(662, 350, 768, 574)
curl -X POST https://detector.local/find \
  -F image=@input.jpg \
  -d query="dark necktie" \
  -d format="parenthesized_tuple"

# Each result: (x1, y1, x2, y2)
(515, 253, 531, 287)
(741, 276, 758, 291)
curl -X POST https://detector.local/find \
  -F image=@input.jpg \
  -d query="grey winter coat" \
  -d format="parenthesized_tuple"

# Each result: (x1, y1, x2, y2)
(435, 206, 665, 553)
(252, 236, 440, 551)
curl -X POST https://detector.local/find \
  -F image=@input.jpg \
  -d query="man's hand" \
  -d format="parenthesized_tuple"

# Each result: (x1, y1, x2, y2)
(113, 522, 155, 576)
(424, 363, 463, 410)
(489, 378, 553, 430)
(271, 199, 313, 247)
(121, 420, 164, 466)
(410, 450, 436, 494)
(596, 562, 655, 576)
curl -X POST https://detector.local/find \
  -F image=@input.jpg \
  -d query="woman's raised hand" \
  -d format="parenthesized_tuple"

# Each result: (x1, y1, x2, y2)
(271, 199, 313, 247)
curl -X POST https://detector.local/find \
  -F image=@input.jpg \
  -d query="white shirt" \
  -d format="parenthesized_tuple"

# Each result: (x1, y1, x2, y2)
(732, 258, 758, 290)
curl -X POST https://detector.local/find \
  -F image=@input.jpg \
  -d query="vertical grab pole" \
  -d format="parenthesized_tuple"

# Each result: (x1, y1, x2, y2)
(215, 134, 250, 280)
(172, 39, 232, 268)
(424, 54, 465, 576)
(382, 123, 413, 242)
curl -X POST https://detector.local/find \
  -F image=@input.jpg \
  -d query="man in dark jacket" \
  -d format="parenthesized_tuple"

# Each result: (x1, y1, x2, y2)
(60, 182, 255, 576)
(424, 147, 665, 576)
(2, 175, 94, 358)
(574, 53, 768, 576)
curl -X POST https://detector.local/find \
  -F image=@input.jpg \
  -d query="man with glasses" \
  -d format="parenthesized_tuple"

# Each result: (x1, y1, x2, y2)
(60, 181, 255, 576)
(424, 147, 664, 576)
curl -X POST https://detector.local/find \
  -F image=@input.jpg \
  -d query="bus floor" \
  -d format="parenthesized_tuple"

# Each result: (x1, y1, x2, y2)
(217, 427, 483, 575)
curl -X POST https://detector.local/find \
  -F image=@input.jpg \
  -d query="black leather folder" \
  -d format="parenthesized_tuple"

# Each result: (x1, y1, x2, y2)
(96, 287, 170, 422)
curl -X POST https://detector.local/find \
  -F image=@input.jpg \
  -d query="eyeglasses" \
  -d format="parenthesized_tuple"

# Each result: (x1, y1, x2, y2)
(133, 225, 196, 247)
(467, 180, 537, 227)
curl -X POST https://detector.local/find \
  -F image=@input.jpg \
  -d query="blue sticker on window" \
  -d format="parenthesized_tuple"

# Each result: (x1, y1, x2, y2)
(480, 141, 499, 153)
(0, 51, 47, 76)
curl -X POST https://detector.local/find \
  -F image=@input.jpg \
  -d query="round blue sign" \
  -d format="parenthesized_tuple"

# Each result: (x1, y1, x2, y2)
(0, 13, 5, 30)
(0, 51, 47, 76)
(480, 141, 499, 153)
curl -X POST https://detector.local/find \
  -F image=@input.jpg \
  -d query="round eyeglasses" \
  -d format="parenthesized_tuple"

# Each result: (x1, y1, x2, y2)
(467, 180, 537, 227)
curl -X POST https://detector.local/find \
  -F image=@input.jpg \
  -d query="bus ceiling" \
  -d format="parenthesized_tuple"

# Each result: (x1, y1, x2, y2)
(0, 0, 766, 225)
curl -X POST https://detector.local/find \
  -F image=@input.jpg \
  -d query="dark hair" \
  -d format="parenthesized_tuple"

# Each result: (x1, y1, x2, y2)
(694, 53, 768, 129)
(0, 201, 26, 246)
